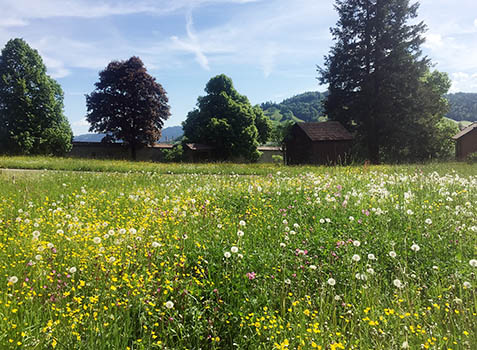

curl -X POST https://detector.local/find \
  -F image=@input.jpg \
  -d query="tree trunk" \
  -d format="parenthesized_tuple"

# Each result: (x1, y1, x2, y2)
(367, 127, 380, 164)
(131, 144, 137, 161)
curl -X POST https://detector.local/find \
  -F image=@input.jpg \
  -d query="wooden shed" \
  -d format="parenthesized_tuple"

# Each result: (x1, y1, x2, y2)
(182, 143, 215, 162)
(285, 121, 353, 165)
(452, 122, 477, 160)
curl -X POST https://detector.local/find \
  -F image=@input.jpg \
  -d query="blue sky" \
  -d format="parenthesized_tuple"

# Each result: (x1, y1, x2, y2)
(1, 0, 477, 135)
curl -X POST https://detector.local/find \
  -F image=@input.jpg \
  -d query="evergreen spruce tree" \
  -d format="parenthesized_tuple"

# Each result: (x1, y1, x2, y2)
(0, 38, 73, 155)
(319, 0, 450, 163)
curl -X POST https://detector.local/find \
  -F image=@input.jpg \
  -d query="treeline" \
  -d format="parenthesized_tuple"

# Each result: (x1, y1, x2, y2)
(261, 91, 477, 125)
(446, 93, 477, 122)
(260, 91, 327, 123)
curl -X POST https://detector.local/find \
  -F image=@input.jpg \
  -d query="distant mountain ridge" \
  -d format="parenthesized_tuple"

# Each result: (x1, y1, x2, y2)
(74, 126, 184, 143)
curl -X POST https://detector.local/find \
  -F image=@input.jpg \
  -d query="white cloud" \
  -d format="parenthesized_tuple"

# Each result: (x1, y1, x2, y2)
(72, 118, 90, 127)
(423, 33, 443, 49)
(42, 55, 70, 78)
(0, 18, 28, 27)
(170, 10, 210, 70)
(449, 72, 477, 93)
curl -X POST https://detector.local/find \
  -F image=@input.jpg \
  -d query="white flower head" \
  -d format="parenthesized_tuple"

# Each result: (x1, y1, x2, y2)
(366, 268, 375, 275)
(237, 230, 244, 237)
(463, 281, 472, 289)
(152, 241, 160, 248)
(35, 254, 42, 261)
(108, 256, 116, 263)
(389, 251, 397, 258)
(309, 265, 317, 270)
(69, 267, 77, 274)
(469, 259, 477, 268)
(93, 237, 101, 244)
(425, 218, 432, 225)
(367, 253, 376, 260)
(239, 220, 246, 227)
(352, 254, 361, 262)
(327, 278, 336, 286)
(165, 300, 174, 309)
(393, 279, 404, 289)
(410, 243, 420, 252)
(8, 276, 18, 284)
(231, 246, 239, 253)
(353, 240, 361, 247)
(224, 251, 231, 258)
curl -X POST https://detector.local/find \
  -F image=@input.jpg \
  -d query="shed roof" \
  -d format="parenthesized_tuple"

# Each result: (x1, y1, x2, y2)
(151, 143, 175, 149)
(257, 146, 282, 151)
(452, 122, 477, 140)
(185, 143, 215, 151)
(296, 121, 353, 141)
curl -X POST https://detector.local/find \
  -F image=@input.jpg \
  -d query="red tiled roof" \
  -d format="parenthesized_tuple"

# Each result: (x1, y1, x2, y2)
(296, 121, 353, 141)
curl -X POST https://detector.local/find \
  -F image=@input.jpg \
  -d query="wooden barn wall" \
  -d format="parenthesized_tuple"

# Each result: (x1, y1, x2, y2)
(456, 128, 477, 160)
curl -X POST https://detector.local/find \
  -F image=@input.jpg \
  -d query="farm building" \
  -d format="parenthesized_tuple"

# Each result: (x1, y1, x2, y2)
(285, 121, 353, 165)
(68, 142, 282, 163)
(182, 143, 215, 162)
(453, 122, 477, 160)
(69, 141, 174, 161)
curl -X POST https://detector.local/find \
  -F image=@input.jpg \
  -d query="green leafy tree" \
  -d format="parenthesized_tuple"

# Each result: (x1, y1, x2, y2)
(182, 74, 271, 162)
(86, 56, 170, 160)
(319, 0, 450, 163)
(0, 38, 72, 155)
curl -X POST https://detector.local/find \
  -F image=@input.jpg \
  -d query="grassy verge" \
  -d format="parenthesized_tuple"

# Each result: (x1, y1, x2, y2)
(0, 155, 476, 176)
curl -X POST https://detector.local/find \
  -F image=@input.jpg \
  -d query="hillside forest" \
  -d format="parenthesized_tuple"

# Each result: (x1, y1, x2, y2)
(261, 91, 477, 125)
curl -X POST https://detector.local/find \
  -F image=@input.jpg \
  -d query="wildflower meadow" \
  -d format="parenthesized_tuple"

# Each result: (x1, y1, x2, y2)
(0, 162, 476, 349)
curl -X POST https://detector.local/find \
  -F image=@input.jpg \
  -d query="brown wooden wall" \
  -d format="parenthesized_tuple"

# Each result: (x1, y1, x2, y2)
(286, 126, 352, 165)
(456, 128, 477, 160)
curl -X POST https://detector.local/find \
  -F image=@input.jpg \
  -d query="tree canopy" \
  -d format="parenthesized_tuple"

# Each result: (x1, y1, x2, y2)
(319, 0, 451, 163)
(0, 38, 72, 155)
(182, 74, 271, 162)
(86, 56, 170, 159)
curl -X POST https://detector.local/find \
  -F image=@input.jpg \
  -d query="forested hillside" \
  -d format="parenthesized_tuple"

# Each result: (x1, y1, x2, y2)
(260, 91, 477, 125)
(260, 91, 327, 123)
(445, 92, 477, 122)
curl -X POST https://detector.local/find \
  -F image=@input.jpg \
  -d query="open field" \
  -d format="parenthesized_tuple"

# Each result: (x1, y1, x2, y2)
(0, 160, 476, 349)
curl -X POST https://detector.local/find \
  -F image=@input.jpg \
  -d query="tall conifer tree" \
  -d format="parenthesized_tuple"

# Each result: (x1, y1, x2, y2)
(319, 0, 449, 163)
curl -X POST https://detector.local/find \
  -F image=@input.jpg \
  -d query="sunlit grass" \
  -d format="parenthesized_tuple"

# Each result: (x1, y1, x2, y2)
(0, 162, 476, 349)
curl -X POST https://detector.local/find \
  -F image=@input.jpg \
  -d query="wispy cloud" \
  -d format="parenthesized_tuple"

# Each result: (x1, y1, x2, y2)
(171, 10, 210, 70)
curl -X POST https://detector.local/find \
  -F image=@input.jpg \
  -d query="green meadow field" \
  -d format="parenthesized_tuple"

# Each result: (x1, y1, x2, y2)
(0, 159, 476, 349)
